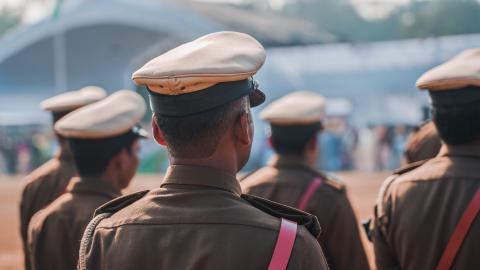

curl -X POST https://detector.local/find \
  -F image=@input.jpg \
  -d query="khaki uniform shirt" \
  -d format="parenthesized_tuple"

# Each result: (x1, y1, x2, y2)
(80, 165, 329, 270)
(28, 177, 120, 270)
(241, 156, 369, 270)
(372, 143, 480, 270)
(19, 151, 76, 270)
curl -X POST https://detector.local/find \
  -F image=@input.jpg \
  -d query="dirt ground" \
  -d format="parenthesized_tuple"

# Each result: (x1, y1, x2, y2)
(0, 172, 388, 270)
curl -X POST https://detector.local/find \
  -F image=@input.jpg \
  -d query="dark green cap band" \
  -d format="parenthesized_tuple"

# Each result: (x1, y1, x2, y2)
(148, 78, 265, 117)
(430, 86, 480, 108)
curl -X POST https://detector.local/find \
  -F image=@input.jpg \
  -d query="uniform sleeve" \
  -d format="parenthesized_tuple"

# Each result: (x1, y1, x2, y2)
(288, 226, 330, 270)
(318, 192, 370, 270)
(20, 182, 34, 270)
(371, 177, 400, 270)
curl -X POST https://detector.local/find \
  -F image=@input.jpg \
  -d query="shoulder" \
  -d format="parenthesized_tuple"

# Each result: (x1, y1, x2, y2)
(28, 194, 69, 236)
(320, 172, 346, 192)
(22, 159, 60, 190)
(240, 166, 276, 182)
(240, 194, 321, 238)
(376, 159, 430, 215)
(306, 168, 346, 194)
(94, 190, 149, 216)
(240, 166, 278, 191)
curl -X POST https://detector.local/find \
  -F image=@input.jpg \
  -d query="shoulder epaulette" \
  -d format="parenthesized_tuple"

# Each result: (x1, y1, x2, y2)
(241, 194, 321, 238)
(94, 190, 149, 216)
(308, 168, 345, 192)
(392, 159, 429, 176)
(322, 172, 346, 191)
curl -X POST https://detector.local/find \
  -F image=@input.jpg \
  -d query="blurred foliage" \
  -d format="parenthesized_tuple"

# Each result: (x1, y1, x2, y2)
(281, 0, 480, 42)
(0, 8, 20, 38)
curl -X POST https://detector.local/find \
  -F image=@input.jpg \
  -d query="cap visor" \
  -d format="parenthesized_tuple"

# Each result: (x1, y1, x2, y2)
(249, 89, 265, 107)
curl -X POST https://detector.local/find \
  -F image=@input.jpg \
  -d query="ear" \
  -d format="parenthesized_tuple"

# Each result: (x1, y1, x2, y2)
(234, 112, 253, 146)
(151, 116, 167, 146)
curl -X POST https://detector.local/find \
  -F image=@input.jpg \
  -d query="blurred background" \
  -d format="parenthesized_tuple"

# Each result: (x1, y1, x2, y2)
(1, 0, 480, 269)
(1, 0, 480, 175)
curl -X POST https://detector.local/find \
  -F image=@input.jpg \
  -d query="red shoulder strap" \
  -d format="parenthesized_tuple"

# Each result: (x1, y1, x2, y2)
(436, 188, 480, 270)
(268, 218, 298, 270)
(297, 177, 323, 211)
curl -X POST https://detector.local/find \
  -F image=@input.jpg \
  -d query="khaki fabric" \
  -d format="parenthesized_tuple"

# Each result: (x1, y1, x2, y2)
(82, 165, 329, 270)
(55, 90, 147, 139)
(19, 151, 76, 270)
(40, 86, 107, 112)
(28, 177, 120, 270)
(241, 156, 369, 270)
(416, 48, 480, 91)
(260, 91, 326, 125)
(372, 143, 480, 270)
(132, 31, 266, 94)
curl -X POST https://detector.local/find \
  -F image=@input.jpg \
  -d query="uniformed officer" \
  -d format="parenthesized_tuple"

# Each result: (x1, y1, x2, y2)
(78, 32, 329, 270)
(371, 48, 480, 270)
(403, 121, 441, 165)
(27, 90, 147, 270)
(241, 91, 370, 270)
(19, 86, 106, 270)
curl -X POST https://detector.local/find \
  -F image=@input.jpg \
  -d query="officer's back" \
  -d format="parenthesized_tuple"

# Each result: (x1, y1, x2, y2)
(242, 91, 369, 270)
(79, 32, 329, 270)
(371, 48, 480, 270)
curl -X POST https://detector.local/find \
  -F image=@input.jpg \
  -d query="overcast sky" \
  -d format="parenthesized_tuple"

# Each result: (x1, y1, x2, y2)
(1, 0, 417, 23)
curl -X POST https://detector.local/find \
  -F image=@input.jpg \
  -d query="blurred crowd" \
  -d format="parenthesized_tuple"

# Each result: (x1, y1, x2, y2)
(0, 126, 53, 175)
(0, 119, 419, 175)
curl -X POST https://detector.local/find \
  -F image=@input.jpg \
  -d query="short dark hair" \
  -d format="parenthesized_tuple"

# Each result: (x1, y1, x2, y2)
(432, 103, 480, 145)
(69, 132, 138, 177)
(270, 123, 321, 156)
(154, 97, 247, 158)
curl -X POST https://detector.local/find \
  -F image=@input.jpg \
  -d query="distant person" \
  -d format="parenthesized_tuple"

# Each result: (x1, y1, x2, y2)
(371, 49, 480, 270)
(78, 32, 329, 270)
(241, 91, 369, 270)
(19, 86, 106, 270)
(28, 90, 147, 270)
(403, 121, 441, 164)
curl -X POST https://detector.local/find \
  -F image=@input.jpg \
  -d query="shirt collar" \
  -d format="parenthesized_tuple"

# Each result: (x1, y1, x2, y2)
(67, 177, 121, 199)
(161, 165, 242, 196)
(438, 141, 480, 159)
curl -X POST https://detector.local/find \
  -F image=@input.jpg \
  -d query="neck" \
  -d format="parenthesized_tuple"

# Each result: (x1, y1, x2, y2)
(170, 154, 238, 175)
(93, 172, 122, 193)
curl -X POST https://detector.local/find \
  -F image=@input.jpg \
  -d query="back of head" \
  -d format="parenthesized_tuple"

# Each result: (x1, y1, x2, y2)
(154, 97, 248, 158)
(55, 90, 147, 177)
(270, 123, 322, 156)
(261, 91, 325, 156)
(133, 32, 266, 162)
(416, 48, 480, 145)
